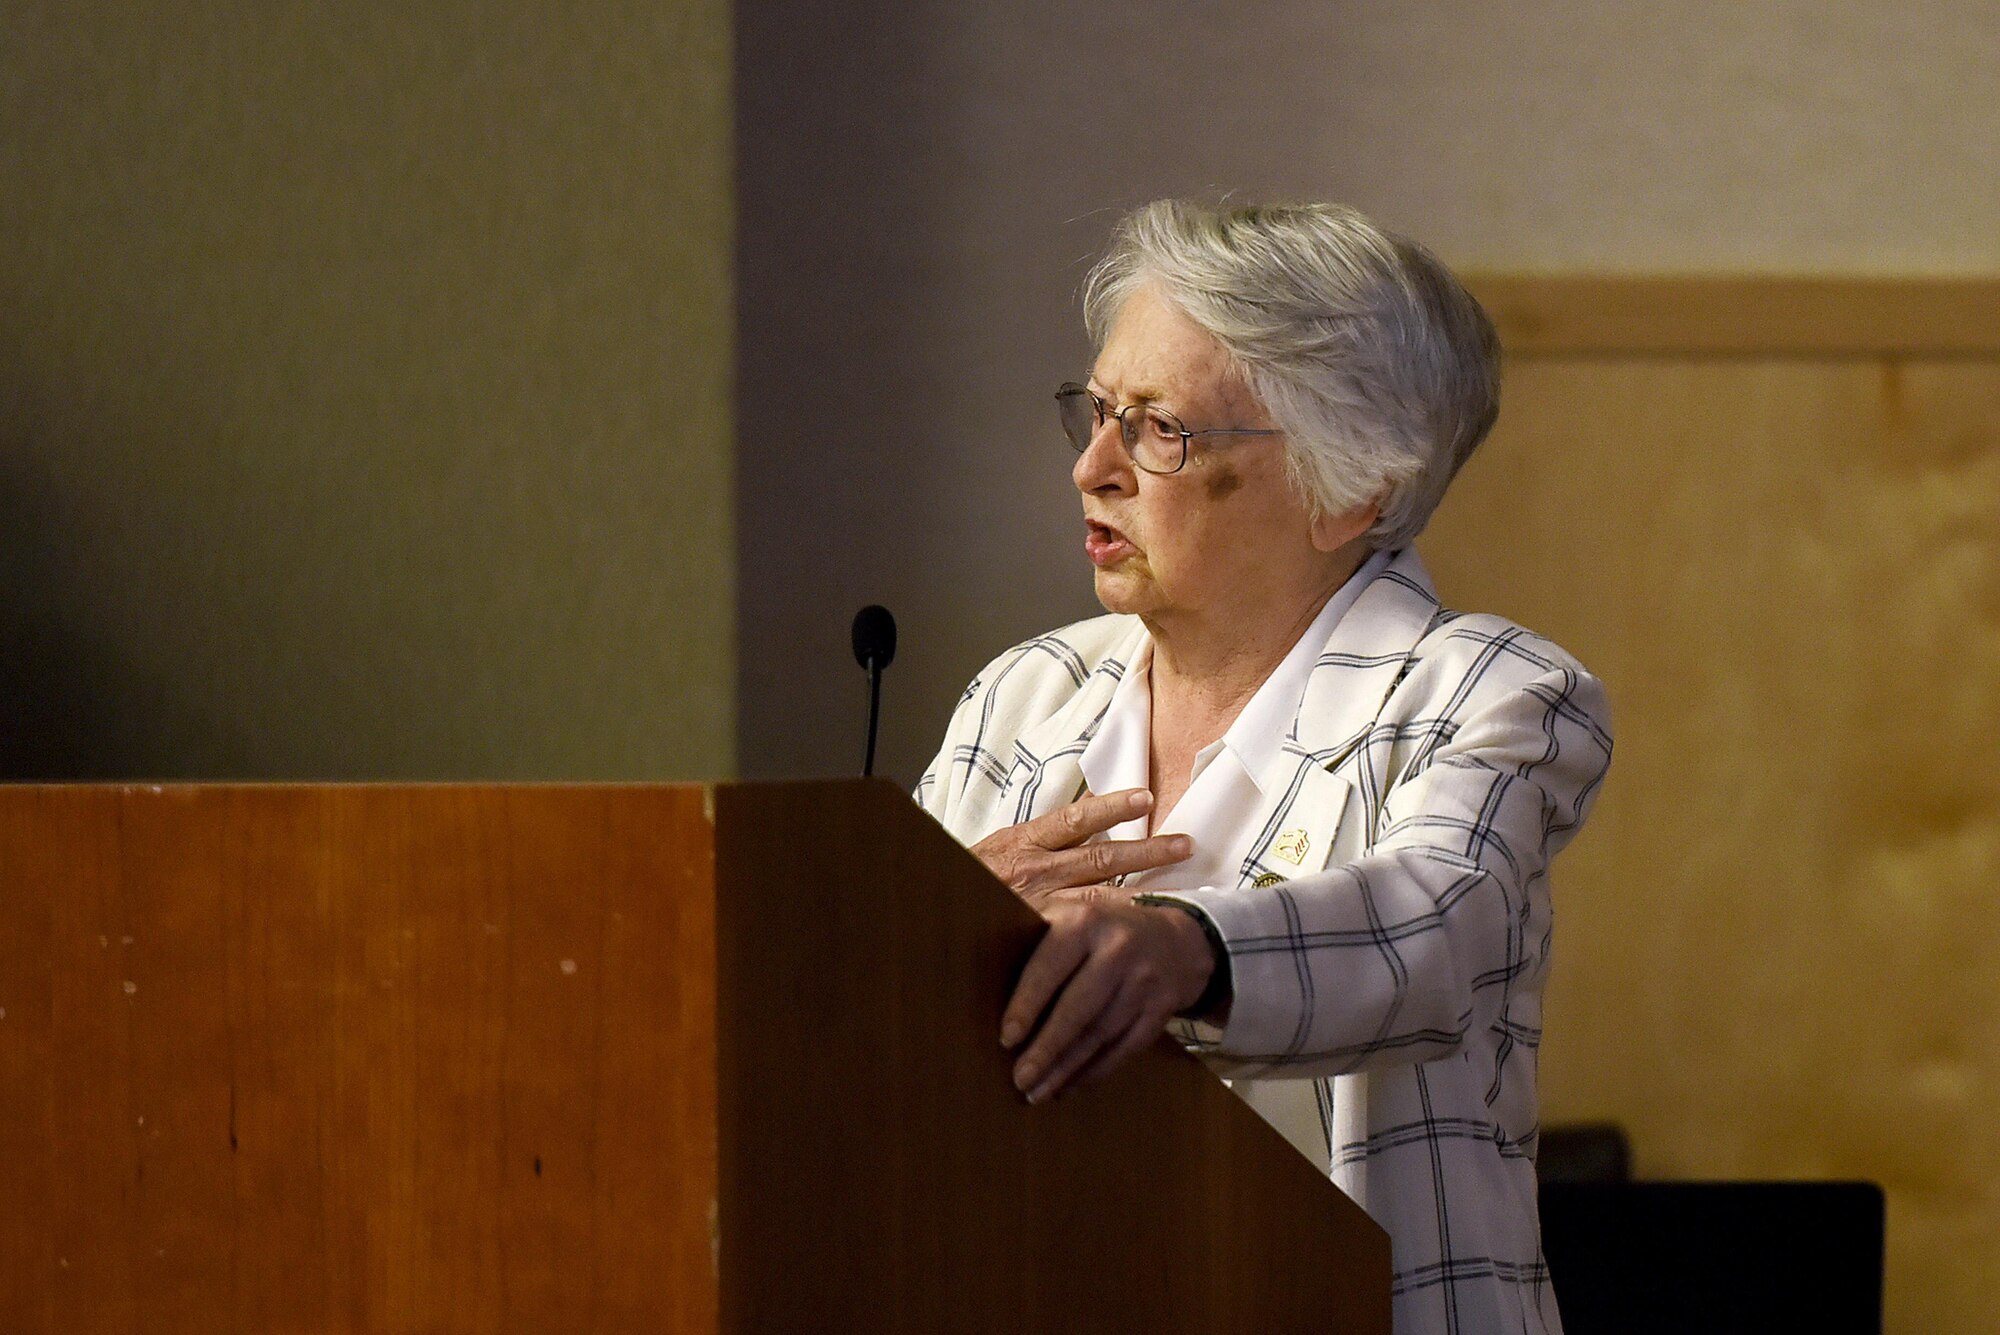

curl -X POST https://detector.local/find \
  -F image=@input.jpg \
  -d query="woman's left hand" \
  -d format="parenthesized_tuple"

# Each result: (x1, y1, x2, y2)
(999, 898, 1215, 1104)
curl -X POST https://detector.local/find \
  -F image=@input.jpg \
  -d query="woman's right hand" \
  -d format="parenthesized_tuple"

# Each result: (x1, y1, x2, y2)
(970, 788, 1194, 910)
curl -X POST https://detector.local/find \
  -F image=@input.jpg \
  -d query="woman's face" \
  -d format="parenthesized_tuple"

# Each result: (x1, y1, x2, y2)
(1075, 285, 1332, 631)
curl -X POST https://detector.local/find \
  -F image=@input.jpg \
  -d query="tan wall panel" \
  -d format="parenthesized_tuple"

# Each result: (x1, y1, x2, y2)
(1421, 352, 2000, 1333)
(1470, 275, 2000, 357)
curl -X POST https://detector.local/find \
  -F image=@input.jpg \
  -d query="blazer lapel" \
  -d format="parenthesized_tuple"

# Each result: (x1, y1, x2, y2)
(1238, 753, 1353, 886)
(1237, 548, 1443, 886)
(988, 620, 1148, 830)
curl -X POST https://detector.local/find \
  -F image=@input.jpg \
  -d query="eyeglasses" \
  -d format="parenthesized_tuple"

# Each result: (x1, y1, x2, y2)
(1055, 382, 1281, 475)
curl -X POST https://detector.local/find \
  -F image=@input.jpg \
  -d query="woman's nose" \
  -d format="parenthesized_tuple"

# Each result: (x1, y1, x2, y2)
(1072, 418, 1133, 493)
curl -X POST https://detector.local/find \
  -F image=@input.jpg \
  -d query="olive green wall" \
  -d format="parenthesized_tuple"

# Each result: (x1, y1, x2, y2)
(1, 2, 732, 780)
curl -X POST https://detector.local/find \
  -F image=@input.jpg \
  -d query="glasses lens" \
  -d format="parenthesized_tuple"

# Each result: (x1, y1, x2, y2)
(1056, 385, 1096, 452)
(1128, 406, 1186, 472)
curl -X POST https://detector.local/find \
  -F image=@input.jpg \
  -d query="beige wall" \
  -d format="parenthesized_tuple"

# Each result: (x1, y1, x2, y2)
(737, 0, 2000, 784)
(1, 1, 732, 780)
(1277, 1, 2000, 271)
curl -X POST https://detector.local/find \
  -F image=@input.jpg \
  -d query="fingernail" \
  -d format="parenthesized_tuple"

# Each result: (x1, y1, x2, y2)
(1131, 790, 1153, 808)
(1000, 1023, 1020, 1049)
(1028, 1078, 1056, 1105)
(1170, 836, 1193, 856)
(1014, 1063, 1039, 1092)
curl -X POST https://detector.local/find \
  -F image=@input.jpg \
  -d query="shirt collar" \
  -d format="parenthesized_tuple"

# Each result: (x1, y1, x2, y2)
(1078, 640, 1152, 806)
(1219, 546, 1393, 792)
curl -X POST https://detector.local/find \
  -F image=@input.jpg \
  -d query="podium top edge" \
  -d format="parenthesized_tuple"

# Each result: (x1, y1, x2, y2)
(0, 778, 908, 795)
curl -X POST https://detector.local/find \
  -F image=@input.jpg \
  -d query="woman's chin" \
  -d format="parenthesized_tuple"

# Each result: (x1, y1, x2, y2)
(1092, 567, 1157, 615)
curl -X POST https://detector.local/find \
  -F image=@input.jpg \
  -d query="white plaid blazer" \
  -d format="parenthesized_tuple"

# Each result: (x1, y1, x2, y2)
(917, 547, 1613, 1335)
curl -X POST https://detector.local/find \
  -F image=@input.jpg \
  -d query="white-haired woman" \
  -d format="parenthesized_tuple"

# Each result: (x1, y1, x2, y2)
(917, 201, 1613, 1335)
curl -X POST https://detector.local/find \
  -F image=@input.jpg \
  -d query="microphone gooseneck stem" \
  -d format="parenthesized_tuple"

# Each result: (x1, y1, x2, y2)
(862, 661, 883, 778)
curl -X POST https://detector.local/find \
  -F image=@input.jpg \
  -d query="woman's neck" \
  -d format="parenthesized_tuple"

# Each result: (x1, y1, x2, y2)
(1141, 563, 1357, 832)
(1145, 551, 1366, 728)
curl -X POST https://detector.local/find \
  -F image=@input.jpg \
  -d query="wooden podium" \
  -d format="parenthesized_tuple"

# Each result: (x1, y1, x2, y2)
(0, 781, 1389, 1333)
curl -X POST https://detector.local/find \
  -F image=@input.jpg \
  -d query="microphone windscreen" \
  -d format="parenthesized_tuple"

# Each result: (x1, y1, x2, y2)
(851, 604, 897, 670)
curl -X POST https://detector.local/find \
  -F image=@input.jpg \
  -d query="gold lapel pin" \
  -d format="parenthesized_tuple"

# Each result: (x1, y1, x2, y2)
(1274, 828, 1311, 865)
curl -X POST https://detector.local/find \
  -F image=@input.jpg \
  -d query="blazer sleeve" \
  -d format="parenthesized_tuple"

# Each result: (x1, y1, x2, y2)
(1159, 656, 1613, 1079)
(915, 618, 1126, 830)
(911, 638, 1058, 826)
(913, 673, 984, 821)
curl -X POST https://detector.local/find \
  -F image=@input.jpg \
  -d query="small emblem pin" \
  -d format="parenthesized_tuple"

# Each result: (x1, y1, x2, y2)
(1252, 872, 1286, 889)
(1273, 828, 1311, 865)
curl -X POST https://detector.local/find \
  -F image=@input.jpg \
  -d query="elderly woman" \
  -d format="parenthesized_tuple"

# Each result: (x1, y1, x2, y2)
(916, 201, 1612, 1335)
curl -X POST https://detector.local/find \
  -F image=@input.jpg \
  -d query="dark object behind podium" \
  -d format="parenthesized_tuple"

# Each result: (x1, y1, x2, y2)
(1540, 1179, 1885, 1334)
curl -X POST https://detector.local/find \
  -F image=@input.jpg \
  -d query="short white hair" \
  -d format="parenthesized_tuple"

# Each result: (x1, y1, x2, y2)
(1082, 200, 1500, 550)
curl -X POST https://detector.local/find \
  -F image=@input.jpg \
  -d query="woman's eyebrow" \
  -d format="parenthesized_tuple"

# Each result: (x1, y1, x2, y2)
(1087, 374, 1165, 405)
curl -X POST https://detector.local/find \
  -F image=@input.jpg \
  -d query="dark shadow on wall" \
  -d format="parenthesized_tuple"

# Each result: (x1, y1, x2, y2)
(0, 368, 250, 781)
(734, 0, 1104, 788)
(734, 3, 931, 787)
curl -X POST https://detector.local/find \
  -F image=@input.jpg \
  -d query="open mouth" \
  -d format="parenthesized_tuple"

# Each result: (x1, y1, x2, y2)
(1084, 520, 1136, 566)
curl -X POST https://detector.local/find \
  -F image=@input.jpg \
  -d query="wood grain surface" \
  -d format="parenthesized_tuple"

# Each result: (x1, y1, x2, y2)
(1, 782, 1387, 1332)
(714, 780, 1388, 1334)
(1465, 274, 2000, 358)
(0, 785, 719, 1334)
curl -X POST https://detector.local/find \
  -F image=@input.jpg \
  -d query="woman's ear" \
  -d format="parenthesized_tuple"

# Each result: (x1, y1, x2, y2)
(1309, 498, 1380, 554)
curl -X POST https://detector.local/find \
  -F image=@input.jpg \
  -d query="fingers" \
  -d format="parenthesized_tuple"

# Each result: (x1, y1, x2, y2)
(1033, 787, 1154, 849)
(1021, 880, 1133, 914)
(1006, 831, 1195, 903)
(1016, 974, 1142, 1105)
(971, 789, 1171, 895)
(999, 903, 1192, 1104)
(998, 912, 1092, 1052)
(1069, 1000, 1176, 1090)
(974, 790, 1198, 899)
(1072, 831, 1195, 883)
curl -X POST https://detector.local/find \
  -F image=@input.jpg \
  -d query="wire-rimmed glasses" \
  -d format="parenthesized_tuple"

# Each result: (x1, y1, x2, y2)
(1055, 382, 1280, 474)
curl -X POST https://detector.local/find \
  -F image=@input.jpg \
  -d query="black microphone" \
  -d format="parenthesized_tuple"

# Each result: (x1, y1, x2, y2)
(850, 605, 897, 778)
